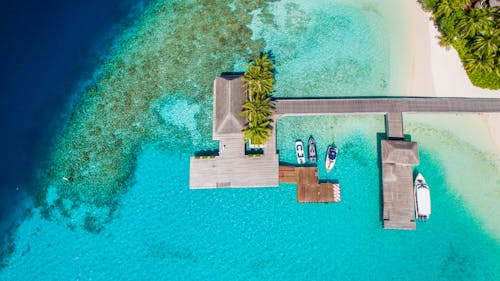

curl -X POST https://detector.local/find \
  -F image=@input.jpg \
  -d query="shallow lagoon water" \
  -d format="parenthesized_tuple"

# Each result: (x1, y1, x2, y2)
(251, 0, 391, 97)
(1, 0, 500, 279)
(2, 117, 500, 280)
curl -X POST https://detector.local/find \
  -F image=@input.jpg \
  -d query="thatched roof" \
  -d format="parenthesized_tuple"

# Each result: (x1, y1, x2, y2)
(381, 140, 419, 165)
(213, 75, 246, 137)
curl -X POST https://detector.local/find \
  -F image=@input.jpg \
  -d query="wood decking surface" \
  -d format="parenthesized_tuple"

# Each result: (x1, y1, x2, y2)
(386, 112, 404, 139)
(191, 74, 500, 229)
(189, 153, 279, 188)
(381, 140, 419, 230)
(279, 166, 340, 203)
(274, 97, 500, 115)
(189, 135, 279, 189)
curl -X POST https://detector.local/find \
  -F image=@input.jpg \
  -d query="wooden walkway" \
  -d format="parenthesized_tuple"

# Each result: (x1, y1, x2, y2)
(275, 97, 500, 141)
(279, 166, 341, 203)
(275, 97, 500, 115)
(190, 74, 500, 229)
(386, 112, 404, 139)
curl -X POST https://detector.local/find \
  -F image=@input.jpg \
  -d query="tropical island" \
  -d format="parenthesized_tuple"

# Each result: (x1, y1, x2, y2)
(2, 1, 500, 280)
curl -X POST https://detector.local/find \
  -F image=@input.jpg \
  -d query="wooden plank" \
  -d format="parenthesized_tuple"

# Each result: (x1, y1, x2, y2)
(279, 166, 339, 203)
(386, 112, 404, 139)
(275, 97, 500, 116)
(381, 140, 418, 230)
(190, 154, 279, 188)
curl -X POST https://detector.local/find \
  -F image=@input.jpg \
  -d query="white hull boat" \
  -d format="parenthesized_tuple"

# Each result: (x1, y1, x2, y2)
(325, 145, 338, 173)
(415, 173, 431, 221)
(295, 140, 306, 164)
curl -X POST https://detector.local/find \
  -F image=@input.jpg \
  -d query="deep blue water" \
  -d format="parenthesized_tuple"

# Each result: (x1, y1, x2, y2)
(0, 0, 148, 243)
(1, 1, 499, 279)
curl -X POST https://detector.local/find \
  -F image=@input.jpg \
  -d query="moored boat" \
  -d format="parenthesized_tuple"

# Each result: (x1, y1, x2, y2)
(414, 173, 431, 221)
(325, 145, 338, 172)
(308, 136, 317, 163)
(295, 140, 306, 164)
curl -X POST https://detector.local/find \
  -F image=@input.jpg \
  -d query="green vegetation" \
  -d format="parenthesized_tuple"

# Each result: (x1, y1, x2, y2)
(241, 54, 275, 145)
(421, 0, 500, 89)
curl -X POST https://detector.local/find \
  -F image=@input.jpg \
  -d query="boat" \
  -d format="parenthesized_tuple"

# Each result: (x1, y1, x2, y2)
(325, 145, 338, 172)
(308, 136, 317, 163)
(295, 140, 306, 164)
(414, 173, 431, 221)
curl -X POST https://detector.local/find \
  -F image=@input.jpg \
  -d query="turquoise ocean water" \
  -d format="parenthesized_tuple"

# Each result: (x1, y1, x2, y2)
(1, 0, 500, 280)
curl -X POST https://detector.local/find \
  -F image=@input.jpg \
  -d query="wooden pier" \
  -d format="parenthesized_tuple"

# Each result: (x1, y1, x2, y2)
(274, 97, 500, 115)
(386, 112, 404, 139)
(279, 166, 341, 203)
(381, 140, 419, 230)
(189, 74, 500, 230)
(189, 75, 279, 189)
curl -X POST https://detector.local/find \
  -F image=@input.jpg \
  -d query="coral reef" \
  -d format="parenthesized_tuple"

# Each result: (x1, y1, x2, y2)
(40, 0, 278, 219)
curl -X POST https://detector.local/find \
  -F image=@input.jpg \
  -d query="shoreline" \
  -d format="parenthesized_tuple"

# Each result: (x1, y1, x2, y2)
(404, 1, 500, 241)
(404, 1, 500, 150)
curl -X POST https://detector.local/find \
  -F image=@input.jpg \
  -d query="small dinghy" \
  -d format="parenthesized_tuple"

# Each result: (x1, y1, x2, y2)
(414, 173, 431, 221)
(308, 136, 317, 163)
(295, 140, 306, 164)
(325, 145, 338, 173)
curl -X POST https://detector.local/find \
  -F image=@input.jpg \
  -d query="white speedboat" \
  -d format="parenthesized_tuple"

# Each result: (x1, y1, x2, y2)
(295, 140, 306, 164)
(325, 145, 338, 173)
(415, 173, 431, 221)
(308, 136, 317, 163)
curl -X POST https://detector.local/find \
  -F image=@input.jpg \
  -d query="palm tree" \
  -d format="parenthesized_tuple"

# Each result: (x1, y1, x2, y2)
(472, 31, 499, 57)
(240, 53, 275, 145)
(240, 97, 273, 126)
(452, 0, 471, 10)
(242, 67, 274, 98)
(243, 121, 271, 145)
(438, 31, 457, 48)
(457, 8, 495, 38)
(253, 54, 274, 72)
(464, 53, 495, 73)
(434, 0, 454, 19)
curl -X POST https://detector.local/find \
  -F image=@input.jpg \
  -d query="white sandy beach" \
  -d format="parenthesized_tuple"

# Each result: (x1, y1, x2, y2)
(404, 1, 500, 148)
(403, 1, 500, 240)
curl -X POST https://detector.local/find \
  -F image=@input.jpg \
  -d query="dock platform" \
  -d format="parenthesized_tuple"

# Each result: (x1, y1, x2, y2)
(189, 74, 500, 230)
(279, 166, 341, 203)
(381, 140, 419, 230)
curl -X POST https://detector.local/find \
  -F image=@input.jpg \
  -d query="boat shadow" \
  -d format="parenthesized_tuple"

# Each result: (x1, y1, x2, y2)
(278, 161, 317, 168)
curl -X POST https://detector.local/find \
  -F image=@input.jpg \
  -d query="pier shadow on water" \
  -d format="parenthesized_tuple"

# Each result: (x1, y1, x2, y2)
(318, 179, 339, 184)
(278, 161, 317, 168)
(194, 149, 219, 157)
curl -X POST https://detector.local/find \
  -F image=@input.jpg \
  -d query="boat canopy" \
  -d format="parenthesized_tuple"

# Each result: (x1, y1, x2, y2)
(328, 147, 337, 160)
(416, 187, 431, 216)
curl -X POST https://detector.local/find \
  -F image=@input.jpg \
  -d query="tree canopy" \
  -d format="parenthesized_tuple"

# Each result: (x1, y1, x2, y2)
(422, 0, 500, 89)
(241, 54, 275, 145)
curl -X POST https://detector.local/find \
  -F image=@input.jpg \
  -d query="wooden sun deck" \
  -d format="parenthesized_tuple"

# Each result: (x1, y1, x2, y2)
(279, 166, 341, 203)
(190, 153, 279, 188)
